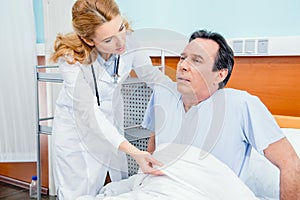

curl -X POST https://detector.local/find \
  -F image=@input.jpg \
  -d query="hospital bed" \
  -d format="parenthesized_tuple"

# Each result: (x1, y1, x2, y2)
(35, 67, 300, 200)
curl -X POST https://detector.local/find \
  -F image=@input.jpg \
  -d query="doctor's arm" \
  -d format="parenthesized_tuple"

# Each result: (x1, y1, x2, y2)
(64, 62, 163, 176)
(131, 51, 172, 86)
(264, 137, 300, 200)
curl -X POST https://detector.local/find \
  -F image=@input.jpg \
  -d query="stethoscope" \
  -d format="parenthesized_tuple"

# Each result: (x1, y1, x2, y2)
(112, 55, 120, 84)
(91, 55, 120, 107)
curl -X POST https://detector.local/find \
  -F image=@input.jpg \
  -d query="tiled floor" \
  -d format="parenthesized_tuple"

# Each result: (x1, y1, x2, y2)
(0, 182, 56, 200)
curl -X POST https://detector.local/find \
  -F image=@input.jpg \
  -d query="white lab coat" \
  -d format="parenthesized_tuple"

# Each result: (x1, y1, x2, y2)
(52, 33, 171, 200)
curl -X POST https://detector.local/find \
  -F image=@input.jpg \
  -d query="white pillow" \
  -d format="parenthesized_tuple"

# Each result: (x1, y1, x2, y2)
(244, 128, 300, 200)
(282, 128, 300, 157)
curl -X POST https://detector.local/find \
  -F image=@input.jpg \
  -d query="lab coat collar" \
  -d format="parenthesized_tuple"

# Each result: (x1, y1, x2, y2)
(97, 54, 118, 68)
(94, 54, 126, 84)
(94, 55, 115, 83)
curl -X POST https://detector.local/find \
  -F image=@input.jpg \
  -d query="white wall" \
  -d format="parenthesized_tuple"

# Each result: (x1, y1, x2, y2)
(116, 0, 300, 38)
(41, 0, 300, 57)
(0, 0, 37, 162)
(43, 0, 75, 59)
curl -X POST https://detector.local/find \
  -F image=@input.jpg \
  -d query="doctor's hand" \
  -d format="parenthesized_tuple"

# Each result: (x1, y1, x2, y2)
(119, 141, 164, 176)
(131, 150, 165, 175)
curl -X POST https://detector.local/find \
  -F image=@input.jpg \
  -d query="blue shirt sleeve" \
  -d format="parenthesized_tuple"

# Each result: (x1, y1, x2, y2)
(242, 93, 285, 155)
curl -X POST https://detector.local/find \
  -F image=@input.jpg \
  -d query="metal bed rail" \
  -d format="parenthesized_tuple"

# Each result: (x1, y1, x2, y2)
(34, 65, 60, 199)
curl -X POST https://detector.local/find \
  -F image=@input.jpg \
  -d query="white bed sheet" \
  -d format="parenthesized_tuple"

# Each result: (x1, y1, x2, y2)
(77, 144, 259, 200)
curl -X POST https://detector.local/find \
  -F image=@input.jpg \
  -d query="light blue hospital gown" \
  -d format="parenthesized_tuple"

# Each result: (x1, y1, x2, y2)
(142, 82, 285, 181)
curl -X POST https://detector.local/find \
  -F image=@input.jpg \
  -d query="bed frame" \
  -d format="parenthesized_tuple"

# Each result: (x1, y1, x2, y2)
(273, 115, 300, 129)
(31, 55, 300, 199)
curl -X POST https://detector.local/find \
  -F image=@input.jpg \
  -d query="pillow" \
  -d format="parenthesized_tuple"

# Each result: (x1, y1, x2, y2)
(244, 128, 300, 200)
(282, 128, 300, 156)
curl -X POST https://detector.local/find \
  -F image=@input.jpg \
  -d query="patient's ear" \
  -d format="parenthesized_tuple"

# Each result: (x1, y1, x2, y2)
(214, 68, 228, 84)
(81, 37, 95, 46)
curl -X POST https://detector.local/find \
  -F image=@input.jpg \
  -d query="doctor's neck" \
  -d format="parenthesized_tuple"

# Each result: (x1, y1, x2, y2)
(99, 52, 112, 61)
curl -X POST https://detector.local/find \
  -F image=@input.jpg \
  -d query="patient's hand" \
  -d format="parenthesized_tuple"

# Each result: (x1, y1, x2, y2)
(131, 150, 164, 176)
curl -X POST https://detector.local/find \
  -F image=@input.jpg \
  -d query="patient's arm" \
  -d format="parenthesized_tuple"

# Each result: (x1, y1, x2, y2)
(264, 137, 300, 200)
(147, 132, 156, 154)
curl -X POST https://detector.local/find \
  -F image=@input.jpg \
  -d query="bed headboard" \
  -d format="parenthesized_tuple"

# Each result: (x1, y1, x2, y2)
(225, 56, 300, 129)
(226, 56, 300, 117)
(273, 115, 300, 129)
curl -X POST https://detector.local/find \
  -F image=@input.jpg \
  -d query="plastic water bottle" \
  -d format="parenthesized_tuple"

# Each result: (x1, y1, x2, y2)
(29, 175, 38, 199)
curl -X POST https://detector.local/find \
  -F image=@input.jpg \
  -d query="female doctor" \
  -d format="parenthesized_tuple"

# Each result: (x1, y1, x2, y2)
(49, 0, 170, 199)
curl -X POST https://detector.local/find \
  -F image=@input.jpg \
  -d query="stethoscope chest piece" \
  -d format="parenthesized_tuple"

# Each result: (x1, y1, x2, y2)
(111, 55, 120, 84)
(111, 73, 120, 84)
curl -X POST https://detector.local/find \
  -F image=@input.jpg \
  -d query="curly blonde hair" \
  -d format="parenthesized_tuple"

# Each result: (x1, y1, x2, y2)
(49, 0, 130, 64)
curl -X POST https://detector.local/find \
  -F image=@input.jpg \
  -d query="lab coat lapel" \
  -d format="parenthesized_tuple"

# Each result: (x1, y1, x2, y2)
(93, 58, 112, 83)
(116, 56, 130, 83)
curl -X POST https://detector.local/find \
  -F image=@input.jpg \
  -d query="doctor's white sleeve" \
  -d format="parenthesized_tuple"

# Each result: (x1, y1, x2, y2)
(124, 31, 173, 86)
(59, 60, 126, 156)
(130, 51, 173, 87)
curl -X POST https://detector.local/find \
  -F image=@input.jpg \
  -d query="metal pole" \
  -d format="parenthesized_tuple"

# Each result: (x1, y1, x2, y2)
(161, 50, 165, 74)
(34, 65, 42, 200)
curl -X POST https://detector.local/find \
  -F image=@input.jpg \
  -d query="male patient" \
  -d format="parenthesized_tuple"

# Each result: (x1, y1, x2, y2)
(143, 29, 300, 200)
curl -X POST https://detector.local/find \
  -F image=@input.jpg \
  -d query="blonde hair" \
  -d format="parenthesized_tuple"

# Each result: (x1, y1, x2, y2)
(49, 0, 130, 64)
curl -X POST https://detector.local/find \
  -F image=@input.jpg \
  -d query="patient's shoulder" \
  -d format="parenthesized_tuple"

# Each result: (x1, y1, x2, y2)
(222, 88, 261, 103)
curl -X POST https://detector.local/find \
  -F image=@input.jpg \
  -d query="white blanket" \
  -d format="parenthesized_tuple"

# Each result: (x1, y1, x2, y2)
(77, 144, 258, 200)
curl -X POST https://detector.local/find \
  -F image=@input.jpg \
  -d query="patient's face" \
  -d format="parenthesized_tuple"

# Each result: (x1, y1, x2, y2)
(176, 38, 220, 100)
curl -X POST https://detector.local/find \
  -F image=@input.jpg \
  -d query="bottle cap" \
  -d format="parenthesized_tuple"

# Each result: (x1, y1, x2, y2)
(32, 175, 38, 180)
